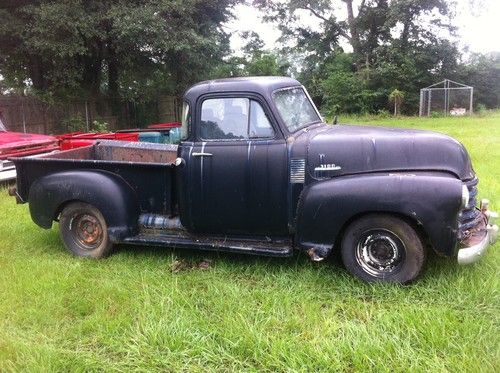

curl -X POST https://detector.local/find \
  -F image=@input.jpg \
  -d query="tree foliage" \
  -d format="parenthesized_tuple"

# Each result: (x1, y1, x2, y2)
(0, 0, 498, 116)
(211, 30, 289, 78)
(389, 89, 404, 116)
(0, 0, 240, 101)
(254, 0, 495, 114)
(454, 53, 500, 109)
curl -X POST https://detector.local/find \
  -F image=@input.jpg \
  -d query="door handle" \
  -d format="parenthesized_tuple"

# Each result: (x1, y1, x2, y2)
(192, 152, 213, 157)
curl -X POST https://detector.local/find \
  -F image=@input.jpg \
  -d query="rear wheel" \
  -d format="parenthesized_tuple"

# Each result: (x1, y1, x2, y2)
(341, 214, 426, 284)
(59, 202, 113, 258)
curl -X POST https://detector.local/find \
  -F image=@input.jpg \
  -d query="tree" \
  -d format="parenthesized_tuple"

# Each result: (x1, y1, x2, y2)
(211, 30, 289, 78)
(256, 0, 453, 68)
(454, 53, 500, 109)
(246, 54, 290, 76)
(240, 31, 289, 76)
(255, 0, 461, 113)
(389, 89, 404, 115)
(241, 31, 266, 58)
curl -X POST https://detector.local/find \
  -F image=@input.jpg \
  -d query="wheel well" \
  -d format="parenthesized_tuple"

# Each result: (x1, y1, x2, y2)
(333, 211, 431, 254)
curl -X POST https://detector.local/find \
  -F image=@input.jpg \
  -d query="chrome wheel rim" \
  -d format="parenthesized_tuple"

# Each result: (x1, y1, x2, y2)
(355, 229, 405, 278)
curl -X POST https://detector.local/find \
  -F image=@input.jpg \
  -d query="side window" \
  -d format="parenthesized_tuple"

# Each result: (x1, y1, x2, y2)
(200, 97, 275, 140)
(201, 98, 249, 140)
(249, 100, 275, 138)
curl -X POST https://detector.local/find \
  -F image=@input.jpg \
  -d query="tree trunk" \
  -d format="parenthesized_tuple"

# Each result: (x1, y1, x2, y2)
(108, 55, 118, 99)
(400, 17, 410, 51)
(107, 45, 120, 117)
(80, 39, 104, 100)
(344, 0, 362, 56)
(28, 55, 47, 91)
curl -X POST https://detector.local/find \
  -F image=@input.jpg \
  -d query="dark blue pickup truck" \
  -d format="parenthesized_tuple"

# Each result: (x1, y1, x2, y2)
(10, 77, 497, 283)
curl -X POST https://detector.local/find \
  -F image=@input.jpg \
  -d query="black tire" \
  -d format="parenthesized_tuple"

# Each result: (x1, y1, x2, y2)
(59, 202, 113, 258)
(341, 214, 426, 284)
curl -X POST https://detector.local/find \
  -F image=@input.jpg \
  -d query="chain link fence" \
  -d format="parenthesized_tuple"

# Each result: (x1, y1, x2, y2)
(419, 79, 473, 117)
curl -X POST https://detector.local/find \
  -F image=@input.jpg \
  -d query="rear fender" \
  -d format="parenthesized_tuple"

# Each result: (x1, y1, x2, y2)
(295, 173, 463, 257)
(28, 170, 140, 242)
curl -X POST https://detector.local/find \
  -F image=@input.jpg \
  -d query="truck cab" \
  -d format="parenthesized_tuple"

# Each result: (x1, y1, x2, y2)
(10, 77, 498, 284)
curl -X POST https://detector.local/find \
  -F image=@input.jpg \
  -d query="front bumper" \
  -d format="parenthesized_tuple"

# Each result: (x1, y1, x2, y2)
(457, 199, 498, 265)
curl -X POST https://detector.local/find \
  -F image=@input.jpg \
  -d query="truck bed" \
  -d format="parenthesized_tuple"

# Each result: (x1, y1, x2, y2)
(12, 140, 179, 215)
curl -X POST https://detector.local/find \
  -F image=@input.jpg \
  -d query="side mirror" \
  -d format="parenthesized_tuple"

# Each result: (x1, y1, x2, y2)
(332, 115, 338, 125)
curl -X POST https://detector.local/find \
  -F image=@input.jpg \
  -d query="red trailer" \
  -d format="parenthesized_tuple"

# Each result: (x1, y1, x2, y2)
(57, 132, 139, 151)
(0, 111, 59, 181)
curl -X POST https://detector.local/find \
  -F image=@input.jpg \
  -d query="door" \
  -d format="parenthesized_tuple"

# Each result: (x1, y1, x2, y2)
(187, 96, 288, 235)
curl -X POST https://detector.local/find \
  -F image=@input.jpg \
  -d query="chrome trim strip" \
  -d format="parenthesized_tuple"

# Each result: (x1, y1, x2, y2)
(0, 168, 17, 182)
(314, 166, 341, 171)
(302, 85, 324, 122)
(290, 158, 305, 184)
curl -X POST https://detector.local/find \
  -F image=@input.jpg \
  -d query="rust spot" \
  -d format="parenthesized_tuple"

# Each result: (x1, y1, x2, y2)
(7, 186, 16, 196)
(307, 248, 324, 262)
(460, 214, 488, 247)
(41, 141, 178, 165)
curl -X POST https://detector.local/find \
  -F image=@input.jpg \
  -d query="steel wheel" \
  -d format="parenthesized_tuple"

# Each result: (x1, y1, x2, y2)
(341, 214, 426, 284)
(73, 213, 104, 250)
(59, 202, 113, 258)
(355, 229, 406, 278)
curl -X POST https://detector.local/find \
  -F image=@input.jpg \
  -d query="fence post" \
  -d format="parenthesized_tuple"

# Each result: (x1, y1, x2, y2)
(21, 97, 27, 133)
(85, 101, 89, 131)
(444, 79, 449, 116)
(469, 87, 474, 115)
(419, 90, 423, 117)
(427, 90, 432, 116)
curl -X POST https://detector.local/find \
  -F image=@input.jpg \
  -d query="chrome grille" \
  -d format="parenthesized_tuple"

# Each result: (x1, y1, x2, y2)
(458, 178, 482, 240)
(290, 158, 306, 184)
(0, 160, 15, 171)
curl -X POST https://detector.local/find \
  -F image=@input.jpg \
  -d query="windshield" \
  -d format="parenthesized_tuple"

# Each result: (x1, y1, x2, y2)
(273, 87, 321, 132)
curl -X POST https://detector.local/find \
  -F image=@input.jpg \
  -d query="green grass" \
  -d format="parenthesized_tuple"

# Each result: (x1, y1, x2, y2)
(1, 112, 499, 372)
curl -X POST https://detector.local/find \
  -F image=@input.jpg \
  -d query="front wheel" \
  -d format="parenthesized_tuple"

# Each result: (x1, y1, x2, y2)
(59, 202, 113, 258)
(341, 214, 426, 284)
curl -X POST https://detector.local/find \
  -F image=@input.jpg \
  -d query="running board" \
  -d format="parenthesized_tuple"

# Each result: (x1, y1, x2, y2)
(123, 232, 293, 257)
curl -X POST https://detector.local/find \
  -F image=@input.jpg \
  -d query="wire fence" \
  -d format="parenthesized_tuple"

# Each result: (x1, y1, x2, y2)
(419, 79, 473, 117)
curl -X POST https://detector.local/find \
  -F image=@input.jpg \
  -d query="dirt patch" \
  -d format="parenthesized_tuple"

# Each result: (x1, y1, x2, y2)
(171, 258, 213, 273)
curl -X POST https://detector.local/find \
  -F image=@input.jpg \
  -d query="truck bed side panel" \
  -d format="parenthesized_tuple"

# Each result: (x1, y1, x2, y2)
(15, 158, 173, 214)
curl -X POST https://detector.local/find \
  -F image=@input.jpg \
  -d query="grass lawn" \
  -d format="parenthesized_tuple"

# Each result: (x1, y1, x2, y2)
(1, 112, 499, 372)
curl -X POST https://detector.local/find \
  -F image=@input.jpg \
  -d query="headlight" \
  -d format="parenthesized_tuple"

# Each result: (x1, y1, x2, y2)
(461, 185, 470, 209)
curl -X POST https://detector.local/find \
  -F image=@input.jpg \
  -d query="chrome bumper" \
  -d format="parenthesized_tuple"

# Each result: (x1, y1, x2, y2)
(0, 160, 16, 182)
(458, 199, 498, 265)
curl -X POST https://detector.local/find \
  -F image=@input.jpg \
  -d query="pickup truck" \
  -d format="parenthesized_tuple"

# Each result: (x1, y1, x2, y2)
(9, 77, 498, 283)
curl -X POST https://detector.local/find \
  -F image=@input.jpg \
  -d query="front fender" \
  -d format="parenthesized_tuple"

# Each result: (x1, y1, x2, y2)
(295, 173, 463, 257)
(28, 170, 140, 242)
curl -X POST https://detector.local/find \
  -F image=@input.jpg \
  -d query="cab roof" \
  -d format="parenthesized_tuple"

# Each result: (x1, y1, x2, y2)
(183, 76, 301, 102)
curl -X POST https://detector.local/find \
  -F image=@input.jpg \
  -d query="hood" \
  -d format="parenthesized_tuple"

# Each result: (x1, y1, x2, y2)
(0, 131, 59, 159)
(301, 124, 474, 181)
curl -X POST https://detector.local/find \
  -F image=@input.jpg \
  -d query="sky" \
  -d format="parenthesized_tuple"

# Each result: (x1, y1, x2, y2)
(227, 0, 500, 55)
